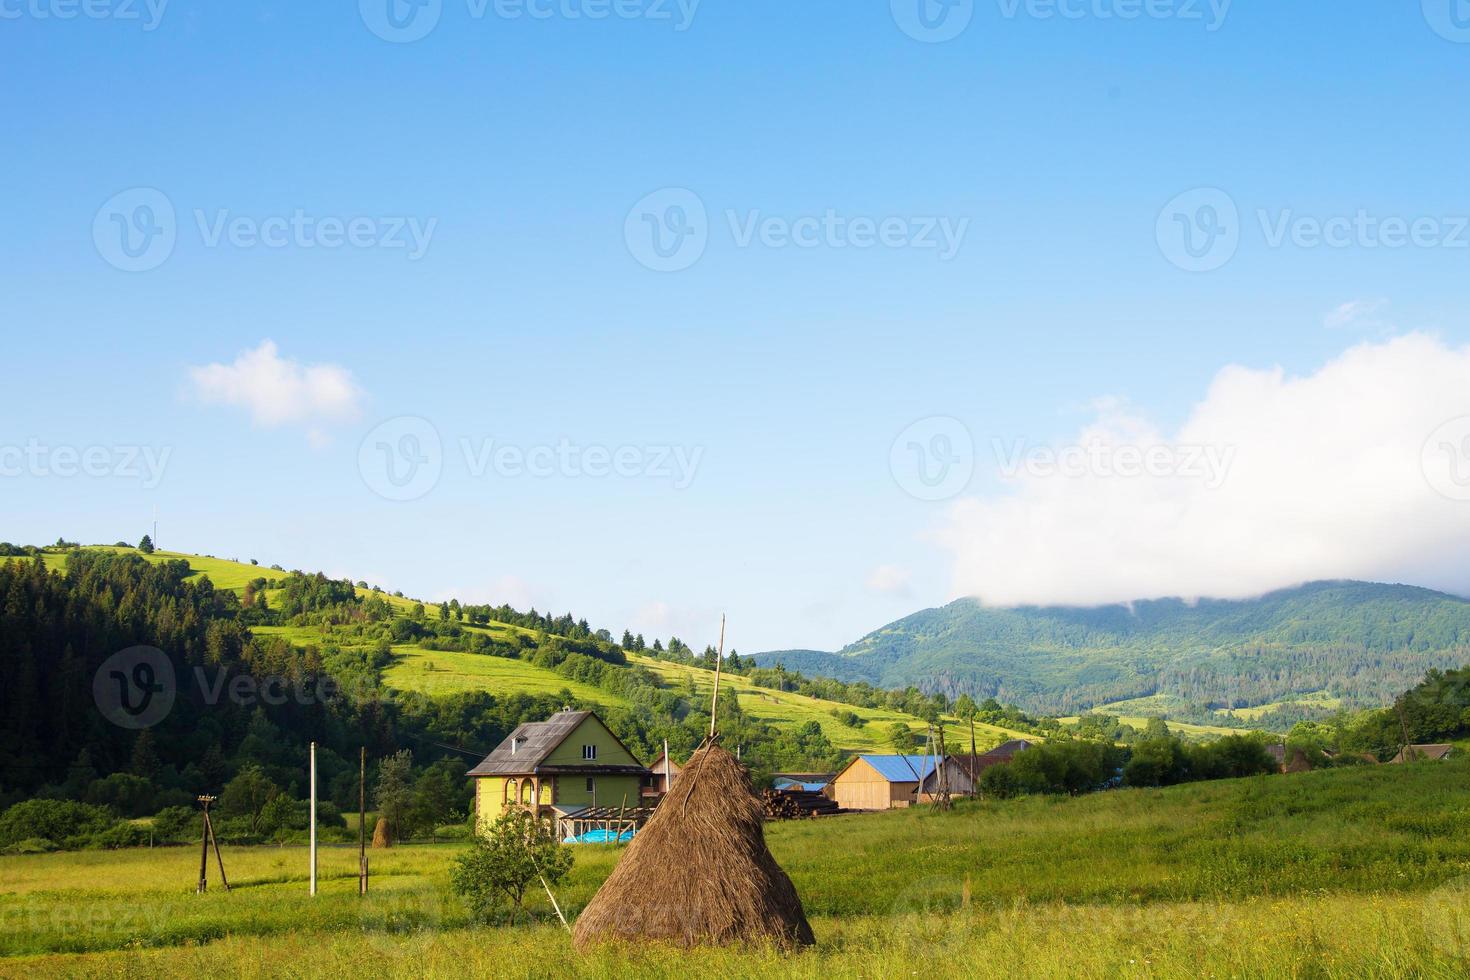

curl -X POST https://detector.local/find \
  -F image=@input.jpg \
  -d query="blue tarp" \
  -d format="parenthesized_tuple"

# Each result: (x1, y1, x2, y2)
(563, 828, 635, 844)
(857, 754, 939, 783)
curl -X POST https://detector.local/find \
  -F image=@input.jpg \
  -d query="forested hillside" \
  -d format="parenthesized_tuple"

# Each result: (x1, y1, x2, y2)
(0, 544, 1022, 842)
(755, 581, 1470, 725)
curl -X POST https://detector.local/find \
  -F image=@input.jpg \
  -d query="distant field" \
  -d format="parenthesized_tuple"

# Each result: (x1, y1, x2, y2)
(1215, 690, 1342, 722)
(628, 654, 1031, 752)
(4, 759, 1469, 976)
(1060, 699, 1242, 739)
(383, 647, 624, 707)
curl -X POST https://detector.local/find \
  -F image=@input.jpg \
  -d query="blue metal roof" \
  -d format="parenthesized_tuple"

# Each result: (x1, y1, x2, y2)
(857, 754, 939, 783)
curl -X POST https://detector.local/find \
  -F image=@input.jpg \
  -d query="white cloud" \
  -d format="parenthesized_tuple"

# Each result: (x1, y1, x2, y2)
(940, 333, 1470, 607)
(866, 564, 913, 597)
(1324, 298, 1389, 330)
(187, 340, 363, 439)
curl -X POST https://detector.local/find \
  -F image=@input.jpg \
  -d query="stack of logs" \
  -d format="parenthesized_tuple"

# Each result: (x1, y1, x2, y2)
(760, 788, 841, 820)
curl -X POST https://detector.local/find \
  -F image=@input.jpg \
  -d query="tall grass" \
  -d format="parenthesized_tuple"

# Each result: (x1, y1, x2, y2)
(3, 760, 1469, 976)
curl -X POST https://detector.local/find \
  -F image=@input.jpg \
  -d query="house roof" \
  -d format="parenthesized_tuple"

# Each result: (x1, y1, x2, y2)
(949, 739, 1035, 777)
(1392, 743, 1454, 762)
(466, 709, 649, 777)
(852, 754, 941, 783)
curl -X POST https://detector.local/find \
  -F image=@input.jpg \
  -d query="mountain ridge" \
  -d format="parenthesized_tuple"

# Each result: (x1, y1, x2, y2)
(753, 580, 1470, 721)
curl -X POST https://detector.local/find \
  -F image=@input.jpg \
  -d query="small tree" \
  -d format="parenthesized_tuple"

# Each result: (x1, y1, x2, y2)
(375, 750, 414, 843)
(219, 763, 278, 834)
(138, 534, 155, 554)
(450, 809, 573, 923)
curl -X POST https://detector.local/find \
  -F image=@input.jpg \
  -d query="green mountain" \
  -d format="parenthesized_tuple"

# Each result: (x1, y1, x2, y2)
(755, 581, 1470, 720)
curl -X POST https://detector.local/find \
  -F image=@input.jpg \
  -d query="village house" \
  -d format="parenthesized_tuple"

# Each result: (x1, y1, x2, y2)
(826, 754, 975, 810)
(946, 739, 1035, 784)
(467, 709, 650, 834)
(1389, 744, 1454, 764)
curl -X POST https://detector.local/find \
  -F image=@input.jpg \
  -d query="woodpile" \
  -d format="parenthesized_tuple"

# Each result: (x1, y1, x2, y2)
(760, 788, 840, 820)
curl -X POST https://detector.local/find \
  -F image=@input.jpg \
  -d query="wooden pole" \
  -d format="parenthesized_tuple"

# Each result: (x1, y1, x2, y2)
(206, 810, 230, 891)
(359, 746, 368, 896)
(969, 715, 978, 786)
(309, 741, 318, 897)
(196, 797, 212, 894)
(708, 614, 726, 739)
(663, 737, 671, 795)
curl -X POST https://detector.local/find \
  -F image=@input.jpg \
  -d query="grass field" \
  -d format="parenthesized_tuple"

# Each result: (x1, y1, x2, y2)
(3, 759, 1469, 977)
(1062, 697, 1245, 739)
(627, 654, 1032, 752)
(382, 647, 626, 707)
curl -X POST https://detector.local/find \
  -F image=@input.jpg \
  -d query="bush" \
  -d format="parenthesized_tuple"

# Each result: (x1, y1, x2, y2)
(150, 805, 199, 842)
(450, 809, 573, 923)
(0, 799, 118, 849)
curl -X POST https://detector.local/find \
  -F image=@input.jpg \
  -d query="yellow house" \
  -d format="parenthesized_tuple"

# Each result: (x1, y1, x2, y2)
(467, 709, 650, 832)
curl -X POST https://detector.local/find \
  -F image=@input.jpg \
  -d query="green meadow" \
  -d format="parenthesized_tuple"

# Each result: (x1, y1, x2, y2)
(627, 653, 1032, 753)
(382, 647, 626, 706)
(4, 758, 1468, 977)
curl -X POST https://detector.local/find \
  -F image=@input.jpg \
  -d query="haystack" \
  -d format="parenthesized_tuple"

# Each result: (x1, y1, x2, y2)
(572, 741, 815, 950)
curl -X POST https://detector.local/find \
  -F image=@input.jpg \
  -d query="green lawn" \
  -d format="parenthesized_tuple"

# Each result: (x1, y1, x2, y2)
(383, 648, 625, 707)
(3, 759, 1469, 976)
(629, 654, 1034, 753)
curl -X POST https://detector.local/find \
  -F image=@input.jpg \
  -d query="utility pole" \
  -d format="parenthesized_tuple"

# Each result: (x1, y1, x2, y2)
(359, 746, 368, 896)
(196, 795, 227, 893)
(196, 795, 213, 894)
(309, 741, 318, 897)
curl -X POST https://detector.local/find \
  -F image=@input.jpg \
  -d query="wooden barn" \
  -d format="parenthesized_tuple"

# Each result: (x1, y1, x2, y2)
(827, 754, 973, 810)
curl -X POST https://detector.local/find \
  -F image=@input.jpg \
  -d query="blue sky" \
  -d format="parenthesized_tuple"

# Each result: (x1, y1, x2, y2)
(4, 1, 1470, 653)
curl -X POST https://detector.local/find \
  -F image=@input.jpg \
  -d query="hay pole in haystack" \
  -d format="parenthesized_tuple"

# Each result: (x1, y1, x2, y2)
(572, 615, 816, 952)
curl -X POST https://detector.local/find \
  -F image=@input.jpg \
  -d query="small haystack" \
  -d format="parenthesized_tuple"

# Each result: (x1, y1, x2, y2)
(572, 741, 815, 951)
(371, 816, 391, 848)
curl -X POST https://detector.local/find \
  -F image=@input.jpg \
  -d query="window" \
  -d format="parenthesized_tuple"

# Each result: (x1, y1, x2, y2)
(582, 744, 597, 760)
(585, 777, 595, 792)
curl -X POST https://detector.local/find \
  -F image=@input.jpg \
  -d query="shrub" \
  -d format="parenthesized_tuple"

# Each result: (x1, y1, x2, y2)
(0, 799, 118, 849)
(450, 809, 573, 923)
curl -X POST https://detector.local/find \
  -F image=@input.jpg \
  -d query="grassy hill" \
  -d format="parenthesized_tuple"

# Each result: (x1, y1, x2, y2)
(756, 581, 1470, 725)
(33, 546, 998, 759)
(4, 757, 1468, 975)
